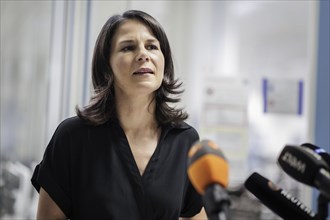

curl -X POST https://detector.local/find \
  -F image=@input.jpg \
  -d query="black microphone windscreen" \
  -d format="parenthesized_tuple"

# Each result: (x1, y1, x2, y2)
(301, 143, 330, 167)
(278, 145, 329, 187)
(244, 172, 317, 220)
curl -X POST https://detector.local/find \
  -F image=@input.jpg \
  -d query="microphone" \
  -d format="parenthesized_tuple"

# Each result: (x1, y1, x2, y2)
(187, 140, 230, 220)
(278, 145, 330, 199)
(301, 143, 330, 167)
(295, 144, 329, 220)
(244, 172, 317, 220)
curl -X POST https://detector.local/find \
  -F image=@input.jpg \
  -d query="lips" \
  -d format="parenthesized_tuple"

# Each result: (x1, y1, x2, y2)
(133, 67, 153, 75)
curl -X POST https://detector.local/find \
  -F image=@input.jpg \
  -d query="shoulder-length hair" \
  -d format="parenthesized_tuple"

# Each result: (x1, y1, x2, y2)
(76, 10, 188, 126)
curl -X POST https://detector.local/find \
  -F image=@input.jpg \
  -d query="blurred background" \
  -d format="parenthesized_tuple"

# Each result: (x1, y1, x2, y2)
(1, 0, 329, 219)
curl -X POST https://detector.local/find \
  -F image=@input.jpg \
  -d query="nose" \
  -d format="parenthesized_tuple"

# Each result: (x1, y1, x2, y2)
(136, 48, 150, 62)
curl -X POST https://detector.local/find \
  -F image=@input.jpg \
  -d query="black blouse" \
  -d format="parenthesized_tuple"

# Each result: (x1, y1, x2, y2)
(31, 116, 203, 220)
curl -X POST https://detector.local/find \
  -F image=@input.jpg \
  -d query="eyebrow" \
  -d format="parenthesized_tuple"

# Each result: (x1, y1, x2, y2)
(118, 38, 159, 45)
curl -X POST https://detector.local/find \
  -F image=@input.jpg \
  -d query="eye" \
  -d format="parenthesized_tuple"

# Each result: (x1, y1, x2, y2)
(121, 45, 135, 52)
(146, 44, 159, 50)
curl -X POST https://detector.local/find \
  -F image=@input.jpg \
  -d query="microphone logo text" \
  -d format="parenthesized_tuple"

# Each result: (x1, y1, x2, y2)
(281, 152, 306, 174)
(280, 190, 316, 217)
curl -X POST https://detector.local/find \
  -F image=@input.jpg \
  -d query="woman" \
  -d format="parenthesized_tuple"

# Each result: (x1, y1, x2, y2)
(32, 10, 204, 220)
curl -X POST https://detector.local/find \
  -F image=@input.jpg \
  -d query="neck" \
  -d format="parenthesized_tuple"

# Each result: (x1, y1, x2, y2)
(116, 93, 158, 133)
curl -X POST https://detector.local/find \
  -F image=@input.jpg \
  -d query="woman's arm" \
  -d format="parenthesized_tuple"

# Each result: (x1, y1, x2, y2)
(191, 207, 207, 219)
(37, 187, 67, 220)
(180, 207, 208, 220)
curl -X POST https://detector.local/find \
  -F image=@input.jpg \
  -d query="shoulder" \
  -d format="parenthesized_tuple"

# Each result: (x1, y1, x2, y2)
(172, 121, 199, 136)
(53, 116, 99, 139)
(57, 116, 86, 130)
(52, 117, 82, 136)
(165, 121, 199, 145)
(48, 116, 108, 151)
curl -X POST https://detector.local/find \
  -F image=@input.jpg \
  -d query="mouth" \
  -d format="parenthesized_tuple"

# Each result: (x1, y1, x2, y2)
(133, 68, 154, 75)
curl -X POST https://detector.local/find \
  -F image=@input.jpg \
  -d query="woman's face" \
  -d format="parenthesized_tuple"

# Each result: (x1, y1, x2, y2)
(110, 19, 165, 97)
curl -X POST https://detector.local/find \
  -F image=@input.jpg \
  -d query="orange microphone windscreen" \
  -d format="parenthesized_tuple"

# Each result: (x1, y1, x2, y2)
(187, 140, 229, 194)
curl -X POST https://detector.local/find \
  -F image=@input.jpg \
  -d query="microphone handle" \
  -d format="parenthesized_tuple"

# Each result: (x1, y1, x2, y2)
(207, 207, 229, 220)
(314, 168, 330, 199)
(203, 184, 230, 220)
(317, 194, 329, 220)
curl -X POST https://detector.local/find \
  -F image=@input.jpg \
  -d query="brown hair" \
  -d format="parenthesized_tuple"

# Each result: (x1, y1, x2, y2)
(76, 10, 188, 126)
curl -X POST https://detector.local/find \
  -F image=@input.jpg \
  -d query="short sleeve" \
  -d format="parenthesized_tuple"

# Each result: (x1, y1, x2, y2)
(180, 180, 203, 217)
(31, 120, 72, 218)
(180, 126, 203, 218)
